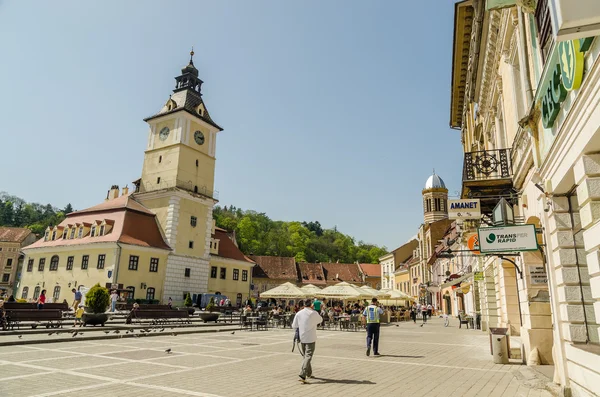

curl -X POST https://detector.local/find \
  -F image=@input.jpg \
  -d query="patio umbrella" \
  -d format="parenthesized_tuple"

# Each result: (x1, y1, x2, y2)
(378, 289, 413, 306)
(318, 282, 373, 300)
(260, 282, 309, 299)
(300, 284, 322, 295)
(360, 285, 391, 299)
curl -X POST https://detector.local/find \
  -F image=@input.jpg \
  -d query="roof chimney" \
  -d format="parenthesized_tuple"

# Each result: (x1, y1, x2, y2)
(121, 185, 129, 196)
(108, 185, 119, 200)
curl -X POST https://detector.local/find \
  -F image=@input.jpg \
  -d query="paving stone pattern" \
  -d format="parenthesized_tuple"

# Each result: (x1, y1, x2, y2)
(0, 318, 553, 396)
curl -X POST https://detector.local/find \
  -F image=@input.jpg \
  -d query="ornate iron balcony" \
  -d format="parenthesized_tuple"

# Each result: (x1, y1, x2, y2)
(463, 149, 512, 183)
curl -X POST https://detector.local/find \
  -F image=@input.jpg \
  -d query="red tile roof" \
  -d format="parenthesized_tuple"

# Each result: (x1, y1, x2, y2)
(359, 263, 381, 278)
(298, 263, 326, 285)
(25, 195, 170, 251)
(0, 227, 33, 243)
(321, 263, 363, 284)
(213, 230, 254, 264)
(72, 194, 155, 216)
(250, 256, 297, 280)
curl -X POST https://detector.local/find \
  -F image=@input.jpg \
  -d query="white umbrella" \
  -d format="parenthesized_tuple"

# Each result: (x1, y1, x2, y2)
(300, 284, 323, 295)
(318, 282, 372, 300)
(379, 289, 413, 306)
(260, 282, 308, 299)
(360, 285, 391, 299)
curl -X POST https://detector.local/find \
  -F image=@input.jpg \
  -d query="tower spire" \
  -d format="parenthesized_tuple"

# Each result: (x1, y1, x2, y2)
(189, 46, 194, 65)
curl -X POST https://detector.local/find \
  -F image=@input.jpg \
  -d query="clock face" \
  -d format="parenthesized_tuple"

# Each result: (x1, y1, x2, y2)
(194, 130, 205, 145)
(159, 127, 170, 141)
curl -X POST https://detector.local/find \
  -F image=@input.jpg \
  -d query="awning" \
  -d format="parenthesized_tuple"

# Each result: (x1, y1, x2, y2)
(440, 273, 473, 289)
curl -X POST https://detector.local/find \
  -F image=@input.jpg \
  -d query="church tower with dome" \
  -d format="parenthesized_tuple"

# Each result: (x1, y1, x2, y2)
(422, 171, 448, 224)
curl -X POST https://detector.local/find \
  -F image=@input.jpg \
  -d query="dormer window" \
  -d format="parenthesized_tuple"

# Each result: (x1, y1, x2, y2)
(44, 230, 49, 241)
(70, 228, 75, 239)
(99, 225, 105, 236)
(91, 225, 96, 237)
(51, 230, 56, 241)
(78, 227, 83, 238)
(62, 229, 68, 239)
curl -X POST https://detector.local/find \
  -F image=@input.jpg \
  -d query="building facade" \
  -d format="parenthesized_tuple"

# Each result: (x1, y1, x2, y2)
(18, 192, 171, 303)
(450, 1, 600, 394)
(0, 227, 36, 297)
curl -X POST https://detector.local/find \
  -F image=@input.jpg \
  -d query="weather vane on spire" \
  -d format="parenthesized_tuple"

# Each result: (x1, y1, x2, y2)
(190, 46, 195, 64)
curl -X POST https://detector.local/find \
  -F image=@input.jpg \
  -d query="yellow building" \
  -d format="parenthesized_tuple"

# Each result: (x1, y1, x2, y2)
(207, 225, 255, 307)
(0, 227, 36, 297)
(394, 263, 410, 295)
(18, 191, 171, 303)
(132, 50, 223, 305)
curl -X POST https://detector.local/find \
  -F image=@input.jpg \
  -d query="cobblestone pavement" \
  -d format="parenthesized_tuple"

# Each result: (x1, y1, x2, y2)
(0, 318, 554, 397)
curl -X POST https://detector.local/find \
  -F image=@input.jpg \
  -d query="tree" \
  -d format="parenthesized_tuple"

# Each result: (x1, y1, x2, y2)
(184, 293, 193, 307)
(63, 203, 74, 214)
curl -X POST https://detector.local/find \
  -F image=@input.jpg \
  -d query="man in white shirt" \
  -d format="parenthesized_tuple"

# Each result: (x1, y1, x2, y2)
(292, 299, 323, 383)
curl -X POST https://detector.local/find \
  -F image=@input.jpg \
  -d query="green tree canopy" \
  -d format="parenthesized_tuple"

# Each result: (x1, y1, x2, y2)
(213, 205, 387, 263)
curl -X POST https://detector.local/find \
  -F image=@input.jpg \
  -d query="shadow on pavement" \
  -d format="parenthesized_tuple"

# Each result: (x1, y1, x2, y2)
(373, 354, 424, 358)
(312, 378, 376, 385)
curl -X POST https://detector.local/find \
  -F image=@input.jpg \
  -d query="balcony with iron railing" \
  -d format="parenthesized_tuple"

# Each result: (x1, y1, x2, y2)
(462, 148, 512, 186)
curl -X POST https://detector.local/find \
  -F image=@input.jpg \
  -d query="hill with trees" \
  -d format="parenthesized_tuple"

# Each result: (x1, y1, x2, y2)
(0, 193, 388, 263)
(0, 192, 71, 236)
(213, 205, 387, 263)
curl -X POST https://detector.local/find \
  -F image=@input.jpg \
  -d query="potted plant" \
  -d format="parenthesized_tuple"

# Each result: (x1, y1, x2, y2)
(82, 284, 110, 326)
(198, 297, 220, 323)
(178, 293, 195, 315)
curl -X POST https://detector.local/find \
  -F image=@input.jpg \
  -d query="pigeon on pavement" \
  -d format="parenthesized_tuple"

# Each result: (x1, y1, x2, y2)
(18, 335, 22, 339)
(72, 332, 78, 337)
(165, 348, 172, 354)
(230, 331, 235, 335)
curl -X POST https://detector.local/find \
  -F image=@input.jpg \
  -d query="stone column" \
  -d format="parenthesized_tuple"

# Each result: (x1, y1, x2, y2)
(547, 194, 593, 343)
(574, 154, 600, 343)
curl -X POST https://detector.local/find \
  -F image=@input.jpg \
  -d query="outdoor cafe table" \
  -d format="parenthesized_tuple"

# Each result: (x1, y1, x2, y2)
(246, 316, 260, 331)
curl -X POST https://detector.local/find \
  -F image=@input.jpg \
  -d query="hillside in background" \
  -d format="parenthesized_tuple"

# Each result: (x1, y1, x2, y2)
(213, 205, 387, 263)
(0, 192, 71, 236)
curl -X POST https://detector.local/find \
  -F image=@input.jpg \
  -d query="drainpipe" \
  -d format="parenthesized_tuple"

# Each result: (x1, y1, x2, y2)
(517, 7, 534, 107)
(113, 243, 122, 288)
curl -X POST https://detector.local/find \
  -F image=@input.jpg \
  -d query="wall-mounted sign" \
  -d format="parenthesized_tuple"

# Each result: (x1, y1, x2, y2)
(549, 0, 600, 41)
(448, 199, 481, 220)
(541, 37, 594, 128)
(467, 234, 481, 255)
(529, 265, 548, 285)
(486, 0, 516, 11)
(478, 224, 538, 253)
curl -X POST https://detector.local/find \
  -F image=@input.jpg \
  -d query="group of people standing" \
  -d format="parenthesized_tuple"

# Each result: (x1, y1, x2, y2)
(409, 302, 434, 323)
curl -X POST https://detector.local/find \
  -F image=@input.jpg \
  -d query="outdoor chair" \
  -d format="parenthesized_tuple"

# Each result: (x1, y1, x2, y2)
(349, 315, 360, 331)
(458, 314, 470, 329)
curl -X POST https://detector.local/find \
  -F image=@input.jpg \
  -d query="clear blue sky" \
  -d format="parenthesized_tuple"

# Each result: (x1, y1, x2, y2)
(0, 1, 463, 251)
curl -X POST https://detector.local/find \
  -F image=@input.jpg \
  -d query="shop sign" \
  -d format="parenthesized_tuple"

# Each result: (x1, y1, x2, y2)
(448, 199, 481, 220)
(467, 234, 481, 255)
(478, 224, 538, 253)
(474, 272, 484, 282)
(541, 37, 594, 128)
(529, 265, 548, 285)
(549, 0, 600, 41)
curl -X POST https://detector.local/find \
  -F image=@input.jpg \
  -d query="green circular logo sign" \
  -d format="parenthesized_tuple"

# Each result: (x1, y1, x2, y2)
(486, 233, 496, 244)
(559, 40, 584, 91)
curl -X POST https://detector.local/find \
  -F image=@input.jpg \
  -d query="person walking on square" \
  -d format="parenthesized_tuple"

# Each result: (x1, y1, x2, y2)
(292, 299, 323, 383)
(74, 304, 84, 327)
(422, 304, 428, 323)
(364, 298, 384, 356)
(71, 288, 82, 312)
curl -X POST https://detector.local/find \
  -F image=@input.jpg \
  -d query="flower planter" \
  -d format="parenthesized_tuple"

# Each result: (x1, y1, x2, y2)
(198, 312, 220, 323)
(82, 313, 109, 327)
(177, 307, 195, 315)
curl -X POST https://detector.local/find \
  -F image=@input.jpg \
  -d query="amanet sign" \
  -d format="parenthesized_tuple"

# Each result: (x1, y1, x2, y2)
(478, 224, 538, 253)
(541, 37, 594, 128)
(448, 199, 481, 220)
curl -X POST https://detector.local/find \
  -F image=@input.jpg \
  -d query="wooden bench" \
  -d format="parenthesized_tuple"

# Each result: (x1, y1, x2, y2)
(128, 310, 190, 325)
(118, 303, 172, 311)
(458, 314, 470, 329)
(5, 309, 63, 330)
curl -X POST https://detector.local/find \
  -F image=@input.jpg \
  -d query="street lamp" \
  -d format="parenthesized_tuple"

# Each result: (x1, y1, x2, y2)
(493, 198, 514, 226)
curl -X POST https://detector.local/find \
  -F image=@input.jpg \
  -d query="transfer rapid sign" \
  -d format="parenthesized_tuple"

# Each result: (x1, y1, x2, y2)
(478, 225, 538, 253)
(448, 199, 481, 220)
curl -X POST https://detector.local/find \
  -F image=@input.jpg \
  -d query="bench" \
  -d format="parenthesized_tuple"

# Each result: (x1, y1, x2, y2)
(128, 310, 190, 325)
(458, 314, 470, 329)
(5, 309, 63, 330)
(117, 303, 172, 311)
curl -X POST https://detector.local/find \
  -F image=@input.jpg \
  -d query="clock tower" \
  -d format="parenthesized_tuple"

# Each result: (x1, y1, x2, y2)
(134, 50, 223, 303)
